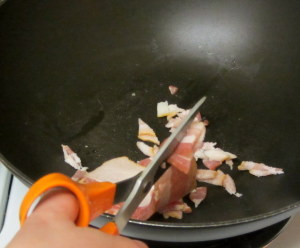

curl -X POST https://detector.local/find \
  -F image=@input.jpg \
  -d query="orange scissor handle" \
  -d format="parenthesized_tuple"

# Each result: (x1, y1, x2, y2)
(100, 221, 119, 235)
(20, 173, 116, 229)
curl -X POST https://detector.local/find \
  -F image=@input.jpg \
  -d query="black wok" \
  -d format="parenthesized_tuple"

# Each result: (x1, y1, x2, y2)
(0, 0, 300, 242)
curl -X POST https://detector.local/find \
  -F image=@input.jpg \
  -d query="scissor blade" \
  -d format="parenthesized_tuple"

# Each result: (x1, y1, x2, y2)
(113, 96, 206, 233)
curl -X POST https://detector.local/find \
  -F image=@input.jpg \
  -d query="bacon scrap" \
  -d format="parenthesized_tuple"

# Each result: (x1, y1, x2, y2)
(138, 118, 160, 145)
(157, 101, 184, 119)
(159, 199, 192, 219)
(197, 169, 242, 197)
(168, 85, 179, 95)
(189, 187, 207, 208)
(194, 142, 237, 170)
(71, 170, 94, 184)
(195, 169, 217, 180)
(163, 211, 183, 219)
(73, 156, 144, 184)
(63, 98, 286, 222)
(226, 159, 234, 170)
(136, 141, 159, 157)
(165, 110, 202, 133)
(238, 161, 284, 177)
(223, 174, 242, 197)
(62, 145, 86, 171)
(197, 169, 225, 186)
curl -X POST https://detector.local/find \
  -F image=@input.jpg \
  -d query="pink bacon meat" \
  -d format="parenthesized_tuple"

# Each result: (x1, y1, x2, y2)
(106, 158, 197, 220)
(168, 85, 179, 95)
(167, 121, 206, 174)
(189, 187, 207, 208)
(62, 145, 84, 171)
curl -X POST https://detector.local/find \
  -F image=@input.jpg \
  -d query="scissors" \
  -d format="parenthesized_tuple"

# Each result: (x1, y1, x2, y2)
(19, 96, 206, 235)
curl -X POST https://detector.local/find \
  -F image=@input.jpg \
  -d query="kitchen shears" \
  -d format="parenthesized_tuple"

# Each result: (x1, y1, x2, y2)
(19, 97, 206, 235)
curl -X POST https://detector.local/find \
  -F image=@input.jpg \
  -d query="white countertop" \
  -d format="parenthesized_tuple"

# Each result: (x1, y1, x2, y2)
(267, 213, 300, 248)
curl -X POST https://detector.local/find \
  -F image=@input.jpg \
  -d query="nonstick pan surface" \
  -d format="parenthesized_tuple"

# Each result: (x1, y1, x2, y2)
(0, 0, 300, 242)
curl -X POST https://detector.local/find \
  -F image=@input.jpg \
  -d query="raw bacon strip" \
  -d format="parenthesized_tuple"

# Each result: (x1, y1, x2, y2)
(189, 187, 207, 208)
(194, 142, 237, 170)
(238, 161, 284, 177)
(167, 122, 206, 174)
(138, 118, 160, 145)
(187, 122, 206, 148)
(106, 158, 197, 221)
(62, 145, 86, 171)
(168, 85, 179, 95)
(196, 169, 241, 197)
(136, 142, 159, 157)
(135, 158, 197, 220)
(73, 157, 145, 184)
(107, 187, 157, 220)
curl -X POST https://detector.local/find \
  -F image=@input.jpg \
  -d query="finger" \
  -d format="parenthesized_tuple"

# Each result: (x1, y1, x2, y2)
(133, 240, 149, 248)
(74, 226, 149, 248)
(32, 189, 79, 222)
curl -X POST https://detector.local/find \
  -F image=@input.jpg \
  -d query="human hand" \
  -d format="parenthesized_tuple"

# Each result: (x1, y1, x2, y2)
(7, 190, 148, 248)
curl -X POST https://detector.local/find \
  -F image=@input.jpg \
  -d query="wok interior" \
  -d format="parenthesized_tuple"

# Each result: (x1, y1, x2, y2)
(0, 0, 300, 226)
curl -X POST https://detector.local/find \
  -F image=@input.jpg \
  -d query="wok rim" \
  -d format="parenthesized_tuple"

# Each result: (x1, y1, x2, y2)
(2, 153, 299, 229)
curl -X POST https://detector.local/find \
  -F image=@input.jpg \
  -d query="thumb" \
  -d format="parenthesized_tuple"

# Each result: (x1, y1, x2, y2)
(32, 189, 79, 222)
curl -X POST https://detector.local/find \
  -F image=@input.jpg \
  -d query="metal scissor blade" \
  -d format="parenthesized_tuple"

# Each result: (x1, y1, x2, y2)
(113, 96, 206, 233)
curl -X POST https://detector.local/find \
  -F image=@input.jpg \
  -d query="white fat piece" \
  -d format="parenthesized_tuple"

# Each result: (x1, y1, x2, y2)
(136, 141, 158, 157)
(157, 101, 184, 118)
(87, 156, 145, 183)
(203, 149, 237, 161)
(138, 118, 160, 145)
(238, 161, 284, 177)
